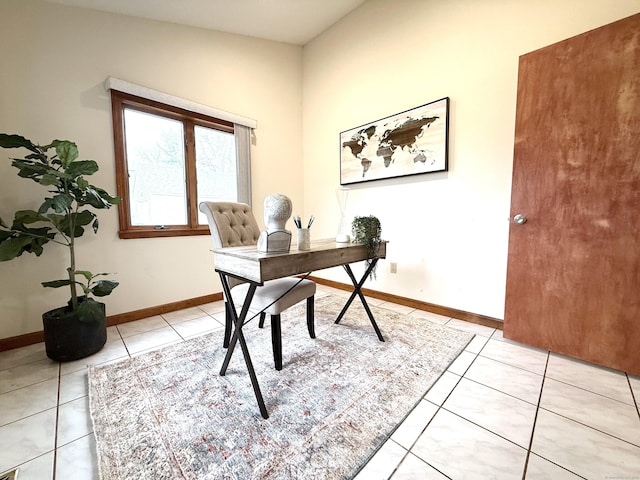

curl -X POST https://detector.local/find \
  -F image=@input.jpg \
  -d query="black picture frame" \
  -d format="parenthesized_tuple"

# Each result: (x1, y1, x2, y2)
(340, 97, 449, 185)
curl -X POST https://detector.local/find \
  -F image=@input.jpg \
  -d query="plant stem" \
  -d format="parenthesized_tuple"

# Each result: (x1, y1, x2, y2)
(66, 178, 78, 310)
(67, 266, 77, 309)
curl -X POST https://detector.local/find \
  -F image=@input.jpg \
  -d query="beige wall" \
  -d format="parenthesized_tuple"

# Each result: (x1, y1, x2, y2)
(0, 0, 303, 338)
(302, 0, 640, 319)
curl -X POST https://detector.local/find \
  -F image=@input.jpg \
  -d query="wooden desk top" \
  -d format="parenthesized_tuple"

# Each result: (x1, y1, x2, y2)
(213, 238, 387, 283)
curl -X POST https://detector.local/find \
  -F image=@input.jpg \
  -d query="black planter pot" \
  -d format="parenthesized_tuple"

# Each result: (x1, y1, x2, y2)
(42, 300, 107, 362)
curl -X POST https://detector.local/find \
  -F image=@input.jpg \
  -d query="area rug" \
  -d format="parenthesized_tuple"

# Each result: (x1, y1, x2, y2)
(89, 294, 473, 479)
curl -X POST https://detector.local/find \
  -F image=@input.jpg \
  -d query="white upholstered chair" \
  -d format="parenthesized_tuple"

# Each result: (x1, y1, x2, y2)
(199, 201, 316, 370)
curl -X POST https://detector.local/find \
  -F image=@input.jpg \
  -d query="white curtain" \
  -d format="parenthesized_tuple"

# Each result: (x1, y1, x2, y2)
(234, 124, 252, 207)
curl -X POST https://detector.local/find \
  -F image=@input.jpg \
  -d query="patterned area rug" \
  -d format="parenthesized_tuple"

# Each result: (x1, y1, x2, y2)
(89, 294, 473, 479)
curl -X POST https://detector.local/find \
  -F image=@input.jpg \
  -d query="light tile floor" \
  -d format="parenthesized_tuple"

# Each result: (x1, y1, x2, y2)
(1, 286, 639, 479)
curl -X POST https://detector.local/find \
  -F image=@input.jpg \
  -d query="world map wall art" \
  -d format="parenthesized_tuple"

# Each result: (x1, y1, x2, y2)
(340, 97, 449, 185)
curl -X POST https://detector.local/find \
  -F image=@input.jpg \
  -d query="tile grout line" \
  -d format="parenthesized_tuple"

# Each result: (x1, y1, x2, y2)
(519, 353, 592, 480)
(165, 317, 189, 342)
(475, 352, 545, 377)
(114, 324, 133, 358)
(626, 373, 640, 421)
(520, 350, 549, 480)
(534, 406, 640, 449)
(52, 362, 62, 480)
(544, 374, 638, 407)
(161, 309, 222, 342)
(461, 375, 541, 407)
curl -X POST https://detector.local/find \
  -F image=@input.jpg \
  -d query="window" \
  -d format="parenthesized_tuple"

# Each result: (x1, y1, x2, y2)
(110, 89, 251, 238)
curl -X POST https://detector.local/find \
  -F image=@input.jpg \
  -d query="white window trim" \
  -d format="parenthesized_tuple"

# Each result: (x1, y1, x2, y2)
(104, 77, 257, 129)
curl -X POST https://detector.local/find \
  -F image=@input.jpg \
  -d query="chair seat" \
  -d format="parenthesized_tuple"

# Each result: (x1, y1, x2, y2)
(231, 278, 316, 315)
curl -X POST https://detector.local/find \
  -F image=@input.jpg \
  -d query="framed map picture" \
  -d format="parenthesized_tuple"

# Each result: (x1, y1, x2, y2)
(340, 97, 449, 185)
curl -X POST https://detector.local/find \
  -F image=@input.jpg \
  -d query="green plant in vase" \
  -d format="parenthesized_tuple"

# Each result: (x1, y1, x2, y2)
(0, 133, 120, 361)
(351, 215, 382, 279)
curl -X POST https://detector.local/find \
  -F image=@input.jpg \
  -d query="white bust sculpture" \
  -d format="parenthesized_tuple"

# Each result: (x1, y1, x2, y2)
(257, 194, 292, 253)
(263, 193, 292, 232)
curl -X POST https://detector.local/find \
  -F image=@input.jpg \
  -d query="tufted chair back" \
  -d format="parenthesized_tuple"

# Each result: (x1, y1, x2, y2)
(199, 201, 262, 290)
(199, 201, 261, 249)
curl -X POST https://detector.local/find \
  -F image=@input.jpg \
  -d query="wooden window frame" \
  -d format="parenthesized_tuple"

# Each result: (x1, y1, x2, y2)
(110, 90, 234, 239)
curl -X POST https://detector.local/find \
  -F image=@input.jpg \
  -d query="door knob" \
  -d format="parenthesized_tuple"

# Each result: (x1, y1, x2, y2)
(513, 214, 527, 225)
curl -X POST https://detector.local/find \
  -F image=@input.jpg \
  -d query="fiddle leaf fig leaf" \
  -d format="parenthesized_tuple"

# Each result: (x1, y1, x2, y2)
(90, 272, 111, 278)
(14, 209, 48, 224)
(81, 187, 112, 209)
(39, 194, 73, 214)
(46, 213, 66, 230)
(12, 159, 49, 180)
(74, 210, 95, 226)
(67, 160, 98, 177)
(91, 280, 119, 297)
(94, 187, 121, 205)
(42, 279, 74, 288)
(0, 236, 33, 261)
(0, 134, 39, 153)
(51, 210, 94, 237)
(74, 270, 93, 281)
(52, 140, 78, 168)
(39, 173, 61, 186)
(0, 223, 56, 260)
(25, 152, 48, 162)
(26, 233, 52, 256)
(76, 177, 89, 189)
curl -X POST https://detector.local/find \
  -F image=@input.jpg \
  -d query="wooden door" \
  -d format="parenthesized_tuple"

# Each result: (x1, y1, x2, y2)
(504, 14, 640, 375)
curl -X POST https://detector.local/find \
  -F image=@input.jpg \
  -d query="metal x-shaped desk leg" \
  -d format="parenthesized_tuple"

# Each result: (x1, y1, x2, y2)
(334, 259, 385, 342)
(218, 273, 269, 419)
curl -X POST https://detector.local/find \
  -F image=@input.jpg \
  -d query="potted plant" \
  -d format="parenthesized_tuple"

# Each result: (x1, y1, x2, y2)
(0, 134, 120, 361)
(351, 215, 382, 279)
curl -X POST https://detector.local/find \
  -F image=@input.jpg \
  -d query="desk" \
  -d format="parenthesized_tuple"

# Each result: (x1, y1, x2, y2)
(214, 238, 387, 418)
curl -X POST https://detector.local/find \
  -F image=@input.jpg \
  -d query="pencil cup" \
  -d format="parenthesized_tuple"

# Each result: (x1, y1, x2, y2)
(297, 228, 310, 251)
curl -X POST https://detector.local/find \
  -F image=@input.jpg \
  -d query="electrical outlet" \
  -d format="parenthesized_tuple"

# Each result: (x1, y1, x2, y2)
(390, 262, 397, 274)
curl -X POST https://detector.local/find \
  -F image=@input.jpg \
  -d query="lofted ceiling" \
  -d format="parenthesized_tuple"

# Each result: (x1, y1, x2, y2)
(42, 0, 367, 45)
